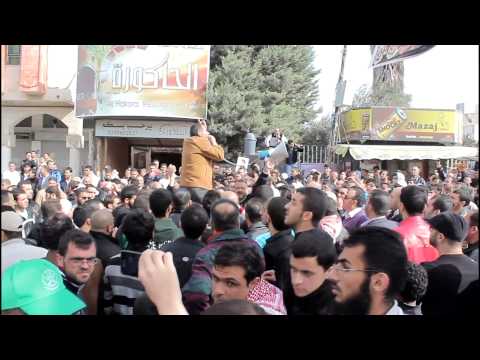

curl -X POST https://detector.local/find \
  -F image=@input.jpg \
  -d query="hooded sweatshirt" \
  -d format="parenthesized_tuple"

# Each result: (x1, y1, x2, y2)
(153, 218, 184, 246)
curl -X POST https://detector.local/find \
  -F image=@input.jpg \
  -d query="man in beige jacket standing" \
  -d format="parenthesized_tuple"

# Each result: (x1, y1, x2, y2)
(180, 119, 224, 203)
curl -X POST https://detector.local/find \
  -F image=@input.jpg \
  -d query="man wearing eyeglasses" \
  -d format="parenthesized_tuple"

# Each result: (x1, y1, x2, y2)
(342, 187, 369, 234)
(56, 229, 97, 307)
(326, 226, 408, 315)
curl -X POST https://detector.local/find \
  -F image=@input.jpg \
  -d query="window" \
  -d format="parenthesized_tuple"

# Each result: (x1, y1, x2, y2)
(43, 114, 67, 129)
(7, 45, 21, 65)
(15, 117, 32, 128)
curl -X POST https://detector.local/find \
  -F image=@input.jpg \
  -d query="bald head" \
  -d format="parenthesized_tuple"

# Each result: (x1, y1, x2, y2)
(211, 199, 240, 232)
(148, 181, 163, 190)
(90, 209, 114, 233)
(221, 191, 239, 205)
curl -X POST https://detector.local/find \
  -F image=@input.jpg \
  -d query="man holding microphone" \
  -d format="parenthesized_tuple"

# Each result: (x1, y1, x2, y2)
(180, 119, 225, 203)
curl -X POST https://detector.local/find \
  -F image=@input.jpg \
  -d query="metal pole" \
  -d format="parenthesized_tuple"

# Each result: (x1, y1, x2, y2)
(329, 45, 348, 164)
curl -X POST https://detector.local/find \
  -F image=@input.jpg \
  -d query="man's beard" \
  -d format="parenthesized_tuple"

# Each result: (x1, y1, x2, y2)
(330, 276, 371, 315)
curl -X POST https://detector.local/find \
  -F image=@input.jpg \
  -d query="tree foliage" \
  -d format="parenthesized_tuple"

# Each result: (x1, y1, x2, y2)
(301, 118, 330, 146)
(207, 45, 321, 155)
(352, 83, 412, 108)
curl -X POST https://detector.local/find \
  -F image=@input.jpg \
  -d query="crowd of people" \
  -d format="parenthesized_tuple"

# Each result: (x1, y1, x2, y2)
(1, 123, 479, 315)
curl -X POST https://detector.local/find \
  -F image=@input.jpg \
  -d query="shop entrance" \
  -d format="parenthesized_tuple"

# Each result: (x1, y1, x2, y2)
(130, 145, 182, 170)
(131, 146, 150, 170)
(102, 137, 184, 174)
(151, 151, 182, 169)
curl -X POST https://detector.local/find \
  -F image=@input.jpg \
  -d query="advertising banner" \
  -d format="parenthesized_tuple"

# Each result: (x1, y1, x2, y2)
(371, 107, 456, 142)
(371, 45, 435, 68)
(339, 108, 372, 140)
(340, 107, 458, 143)
(76, 45, 210, 119)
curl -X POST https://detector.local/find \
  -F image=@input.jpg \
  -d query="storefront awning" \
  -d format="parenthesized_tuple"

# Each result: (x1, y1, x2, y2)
(335, 144, 479, 160)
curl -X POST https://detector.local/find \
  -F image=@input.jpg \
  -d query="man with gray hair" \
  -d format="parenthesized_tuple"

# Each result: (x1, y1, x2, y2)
(362, 190, 399, 230)
(408, 166, 426, 186)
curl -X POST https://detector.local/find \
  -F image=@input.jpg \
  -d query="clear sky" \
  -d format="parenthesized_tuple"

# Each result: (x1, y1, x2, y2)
(313, 45, 479, 117)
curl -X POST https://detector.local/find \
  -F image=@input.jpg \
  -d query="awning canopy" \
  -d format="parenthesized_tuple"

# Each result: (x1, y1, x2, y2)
(335, 144, 479, 161)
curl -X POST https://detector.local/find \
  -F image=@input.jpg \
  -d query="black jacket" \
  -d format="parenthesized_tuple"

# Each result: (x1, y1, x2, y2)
(284, 280, 335, 315)
(263, 229, 294, 291)
(287, 144, 303, 165)
(133, 236, 205, 316)
(26, 223, 42, 246)
(421, 254, 479, 316)
(387, 210, 403, 223)
(436, 166, 447, 182)
(89, 231, 121, 266)
(160, 236, 204, 288)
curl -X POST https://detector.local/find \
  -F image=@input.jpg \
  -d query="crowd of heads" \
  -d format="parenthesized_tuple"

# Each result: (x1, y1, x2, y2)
(2, 150, 478, 316)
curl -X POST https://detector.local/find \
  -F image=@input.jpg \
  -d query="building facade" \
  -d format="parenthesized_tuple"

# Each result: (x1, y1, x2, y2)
(2, 45, 208, 176)
(335, 106, 478, 176)
(2, 45, 89, 175)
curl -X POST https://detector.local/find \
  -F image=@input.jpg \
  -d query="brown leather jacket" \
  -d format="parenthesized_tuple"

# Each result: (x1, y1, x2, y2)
(180, 136, 224, 190)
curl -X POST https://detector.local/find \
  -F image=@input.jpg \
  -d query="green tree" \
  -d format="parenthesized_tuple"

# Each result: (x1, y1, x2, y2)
(256, 45, 320, 140)
(301, 118, 330, 145)
(207, 46, 266, 155)
(207, 45, 321, 155)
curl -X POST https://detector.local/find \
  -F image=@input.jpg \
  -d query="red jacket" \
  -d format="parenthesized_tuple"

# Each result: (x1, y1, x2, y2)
(394, 216, 439, 264)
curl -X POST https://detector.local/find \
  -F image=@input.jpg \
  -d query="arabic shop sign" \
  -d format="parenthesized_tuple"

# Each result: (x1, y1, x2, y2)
(95, 119, 192, 139)
(76, 45, 210, 119)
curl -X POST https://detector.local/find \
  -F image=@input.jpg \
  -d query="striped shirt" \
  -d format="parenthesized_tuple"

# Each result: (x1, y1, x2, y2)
(103, 254, 145, 315)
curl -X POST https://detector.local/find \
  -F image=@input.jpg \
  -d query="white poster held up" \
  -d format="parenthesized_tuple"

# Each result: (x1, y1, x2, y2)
(236, 157, 250, 172)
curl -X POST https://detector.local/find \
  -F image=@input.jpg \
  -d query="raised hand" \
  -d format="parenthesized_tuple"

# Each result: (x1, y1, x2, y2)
(264, 158, 274, 174)
(197, 118, 208, 132)
(138, 250, 188, 315)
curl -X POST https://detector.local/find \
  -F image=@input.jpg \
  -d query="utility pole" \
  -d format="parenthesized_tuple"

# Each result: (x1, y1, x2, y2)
(328, 45, 347, 164)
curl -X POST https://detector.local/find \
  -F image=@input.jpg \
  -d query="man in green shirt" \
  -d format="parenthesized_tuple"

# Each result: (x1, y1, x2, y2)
(149, 189, 183, 247)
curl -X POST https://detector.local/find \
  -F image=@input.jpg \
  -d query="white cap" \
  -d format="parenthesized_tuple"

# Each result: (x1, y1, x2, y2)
(1, 211, 24, 232)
